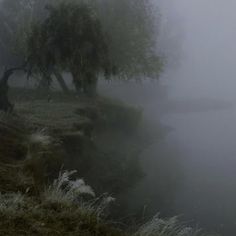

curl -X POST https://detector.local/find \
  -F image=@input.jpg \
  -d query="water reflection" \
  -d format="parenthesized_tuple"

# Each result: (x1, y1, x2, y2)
(162, 102, 236, 235)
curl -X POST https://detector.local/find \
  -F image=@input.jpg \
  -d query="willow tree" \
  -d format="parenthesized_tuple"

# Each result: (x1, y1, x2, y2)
(0, 0, 32, 111)
(0, 0, 72, 93)
(27, 1, 112, 96)
(0, 0, 163, 100)
(94, 0, 162, 80)
(0, 0, 32, 69)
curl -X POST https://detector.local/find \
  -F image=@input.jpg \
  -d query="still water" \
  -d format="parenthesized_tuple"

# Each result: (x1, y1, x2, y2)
(152, 98, 236, 235)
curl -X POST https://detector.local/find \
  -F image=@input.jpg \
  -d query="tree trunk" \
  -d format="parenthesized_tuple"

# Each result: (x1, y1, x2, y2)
(0, 69, 15, 112)
(38, 73, 51, 93)
(71, 69, 83, 94)
(53, 70, 70, 94)
(83, 73, 98, 97)
(71, 67, 98, 96)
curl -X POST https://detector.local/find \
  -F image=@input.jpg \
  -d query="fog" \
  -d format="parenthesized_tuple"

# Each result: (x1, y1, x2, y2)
(102, 1, 236, 235)
(167, 0, 236, 101)
(2, 0, 236, 234)
(151, 1, 236, 235)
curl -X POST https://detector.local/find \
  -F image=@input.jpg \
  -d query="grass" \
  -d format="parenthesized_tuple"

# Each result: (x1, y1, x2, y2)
(0, 90, 219, 236)
(0, 167, 123, 236)
(42, 170, 95, 205)
(0, 170, 217, 236)
(15, 101, 91, 133)
(135, 215, 205, 236)
(0, 189, 218, 236)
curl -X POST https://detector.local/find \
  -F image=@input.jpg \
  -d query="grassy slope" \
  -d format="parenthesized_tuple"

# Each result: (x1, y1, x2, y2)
(0, 89, 218, 236)
(0, 90, 142, 235)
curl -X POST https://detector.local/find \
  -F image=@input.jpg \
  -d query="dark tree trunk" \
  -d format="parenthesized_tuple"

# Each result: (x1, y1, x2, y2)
(0, 65, 26, 112)
(0, 67, 23, 112)
(71, 67, 98, 96)
(38, 74, 51, 92)
(83, 73, 98, 97)
(71, 69, 83, 94)
(53, 70, 70, 94)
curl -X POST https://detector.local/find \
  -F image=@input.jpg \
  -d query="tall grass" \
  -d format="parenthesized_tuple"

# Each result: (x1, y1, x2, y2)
(43, 169, 95, 204)
(135, 215, 213, 236)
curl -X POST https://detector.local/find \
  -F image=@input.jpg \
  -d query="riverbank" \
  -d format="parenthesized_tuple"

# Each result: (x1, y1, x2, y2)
(0, 89, 218, 235)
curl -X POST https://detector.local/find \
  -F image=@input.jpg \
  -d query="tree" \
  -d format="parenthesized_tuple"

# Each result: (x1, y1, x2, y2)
(94, 0, 162, 80)
(0, 0, 70, 93)
(0, 66, 26, 112)
(0, 0, 163, 100)
(27, 1, 112, 96)
(0, 0, 29, 69)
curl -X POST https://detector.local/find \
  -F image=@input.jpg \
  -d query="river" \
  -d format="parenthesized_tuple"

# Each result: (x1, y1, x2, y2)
(101, 0, 236, 234)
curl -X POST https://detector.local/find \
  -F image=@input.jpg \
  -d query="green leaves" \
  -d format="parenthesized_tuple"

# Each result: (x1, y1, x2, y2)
(27, 2, 111, 80)
(0, 0, 163, 82)
(95, 0, 162, 79)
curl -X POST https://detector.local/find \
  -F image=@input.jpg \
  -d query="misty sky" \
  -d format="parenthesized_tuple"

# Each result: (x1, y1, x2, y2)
(160, 0, 236, 101)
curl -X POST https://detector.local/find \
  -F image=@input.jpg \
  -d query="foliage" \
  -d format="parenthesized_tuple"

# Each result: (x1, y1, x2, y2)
(26, 1, 112, 95)
(135, 215, 208, 236)
(95, 0, 162, 79)
(1, 93, 144, 196)
(0, 175, 219, 236)
(43, 170, 95, 204)
(0, 91, 220, 236)
(0, 0, 162, 85)
(0, 0, 37, 68)
(0, 110, 63, 192)
(0, 180, 123, 236)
